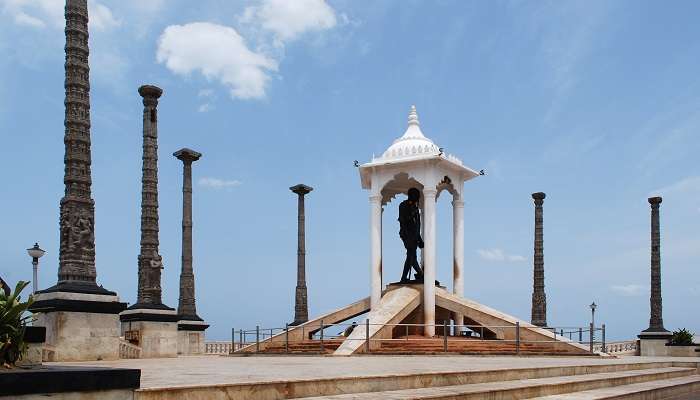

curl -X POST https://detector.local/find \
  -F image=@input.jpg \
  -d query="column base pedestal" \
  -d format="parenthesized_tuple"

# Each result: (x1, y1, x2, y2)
(30, 291, 127, 362)
(638, 331, 673, 356)
(120, 307, 179, 358)
(177, 319, 209, 355)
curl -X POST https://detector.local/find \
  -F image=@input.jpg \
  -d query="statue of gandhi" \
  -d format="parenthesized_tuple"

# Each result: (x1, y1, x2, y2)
(399, 188, 425, 282)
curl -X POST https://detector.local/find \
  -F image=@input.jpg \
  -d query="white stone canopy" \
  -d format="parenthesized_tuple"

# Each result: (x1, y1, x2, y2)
(358, 105, 480, 337)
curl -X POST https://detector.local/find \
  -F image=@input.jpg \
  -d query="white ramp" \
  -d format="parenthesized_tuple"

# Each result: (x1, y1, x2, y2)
(334, 286, 421, 356)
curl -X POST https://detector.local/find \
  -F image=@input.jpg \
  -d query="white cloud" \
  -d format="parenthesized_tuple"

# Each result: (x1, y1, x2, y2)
(610, 284, 646, 297)
(649, 176, 700, 198)
(477, 248, 526, 263)
(197, 88, 215, 112)
(2, 0, 63, 29)
(2, 0, 119, 31)
(198, 89, 214, 98)
(242, 0, 337, 44)
(13, 10, 45, 28)
(89, 2, 120, 31)
(198, 177, 242, 189)
(156, 22, 278, 100)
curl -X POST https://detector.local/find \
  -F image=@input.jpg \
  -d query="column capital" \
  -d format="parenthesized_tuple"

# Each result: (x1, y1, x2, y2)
(138, 84, 163, 107)
(423, 188, 437, 197)
(291, 184, 313, 196)
(452, 199, 465, 208)
(173, 148, 202, 163)
(369, 194, 382, 204)
(648, 196, 662, 205)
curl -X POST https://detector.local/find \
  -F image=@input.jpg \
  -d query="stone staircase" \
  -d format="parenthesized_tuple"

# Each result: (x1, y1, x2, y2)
(260, 339, 344, 354)
(257, 337, 591, 356)
(300, 365, 700, 399)
(133, 361, 700, 400)
(375, 336, 591, 356)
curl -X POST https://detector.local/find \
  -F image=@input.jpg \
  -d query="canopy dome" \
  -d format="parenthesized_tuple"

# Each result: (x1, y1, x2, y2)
(381, 105, 439, 161)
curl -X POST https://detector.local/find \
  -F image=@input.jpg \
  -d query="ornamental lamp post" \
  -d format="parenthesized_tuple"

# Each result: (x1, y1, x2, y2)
(27, 243, 45, 295)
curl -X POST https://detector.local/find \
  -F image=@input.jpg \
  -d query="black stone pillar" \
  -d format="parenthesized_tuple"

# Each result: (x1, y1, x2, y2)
(531, 192, 547, 327)
(174, 148, 202, 321)
(642, 196, 669, 334)
(290, 184, 313, 326)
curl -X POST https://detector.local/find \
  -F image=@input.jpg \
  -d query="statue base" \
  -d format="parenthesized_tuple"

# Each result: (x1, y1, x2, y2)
(30, 290, 127, 361)
(638, 330, 673, 356)
(389, 278, 442, 287)
(120, 307, 179, 358)
(177, 319, 209, 355)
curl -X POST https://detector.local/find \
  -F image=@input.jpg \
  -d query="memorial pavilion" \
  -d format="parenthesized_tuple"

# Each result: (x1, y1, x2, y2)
(242, 106, 591, 355)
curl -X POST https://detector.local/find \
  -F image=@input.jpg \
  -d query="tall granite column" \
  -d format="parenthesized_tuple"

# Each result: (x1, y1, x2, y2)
(290, 184, 312, 326)
(174, 148, 203, 321)
(173, 148, 208, 355)
(638, 196, 671, 355)
(29, 0, 126, 362)
(642, 196, 669, 334)
(133, 84, 170, 309)
(530, 192, 547, 327)
(39, 0, 113, 295)
(120, 85, 177, 359)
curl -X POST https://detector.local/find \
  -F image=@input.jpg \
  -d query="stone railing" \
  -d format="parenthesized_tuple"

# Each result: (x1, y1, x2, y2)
(41, 344, 56, 362)
(205, 341, 243, 354)
(119, 339, 141, 359)
(595, 340, 639, 355)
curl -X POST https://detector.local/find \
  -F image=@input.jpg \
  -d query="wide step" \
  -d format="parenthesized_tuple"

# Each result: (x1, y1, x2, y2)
(376, 338, 590, 356)
(531, 375, 700, 399)
(302, 367, 696, 399)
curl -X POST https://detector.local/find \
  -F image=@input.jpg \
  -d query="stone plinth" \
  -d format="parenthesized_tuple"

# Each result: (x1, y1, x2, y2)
(120, 309, 178, 358)
(177, 320, 209, 355)
(31, 292, 126, 361)
(638, 333, 673, 356)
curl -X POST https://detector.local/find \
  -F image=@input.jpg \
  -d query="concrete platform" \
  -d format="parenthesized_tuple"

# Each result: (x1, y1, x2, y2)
(51, 355, 700, 390)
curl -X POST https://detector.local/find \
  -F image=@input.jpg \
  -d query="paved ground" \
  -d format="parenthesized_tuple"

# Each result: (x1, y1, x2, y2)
(51, 355, 700, 390)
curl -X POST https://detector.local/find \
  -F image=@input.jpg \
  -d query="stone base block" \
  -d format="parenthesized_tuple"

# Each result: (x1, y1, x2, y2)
(120, 309, 179, 358)
(35, 311, 121, 361)
(638, 332, 673, 356)
(177, 320, 209, 355)
(29, 291, 127, 362)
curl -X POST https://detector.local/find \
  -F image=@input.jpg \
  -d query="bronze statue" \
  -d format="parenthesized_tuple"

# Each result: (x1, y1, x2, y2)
(399, 188, 424, 282)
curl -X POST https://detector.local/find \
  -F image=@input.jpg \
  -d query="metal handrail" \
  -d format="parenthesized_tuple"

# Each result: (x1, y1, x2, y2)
(232, 320, 607, 355)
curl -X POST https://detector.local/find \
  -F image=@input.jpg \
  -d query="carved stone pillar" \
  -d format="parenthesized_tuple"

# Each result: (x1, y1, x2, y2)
(135, 84, 168, 308)
(531, 192, 547, 327)
(290, 184, 313, 325)
(174, 148, 202, 321)
(28, 0, 126, 362)
(643, 196, 669, 334)
(37, 0, 111, 294)
(638, 196, 671, 355)
(120, 85, 177, 359)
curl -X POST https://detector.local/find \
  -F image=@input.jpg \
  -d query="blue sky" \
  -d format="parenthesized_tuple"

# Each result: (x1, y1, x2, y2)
(1, 0, 698, 341)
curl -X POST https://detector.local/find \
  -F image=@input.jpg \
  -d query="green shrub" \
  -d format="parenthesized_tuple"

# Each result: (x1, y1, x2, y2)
(0, 281, 34, 368)
(670, 328, 694, 345)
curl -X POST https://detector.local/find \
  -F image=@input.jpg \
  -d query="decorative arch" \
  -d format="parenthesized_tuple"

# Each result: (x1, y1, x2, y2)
(436, 174, 460, 201)
(381, 172, 424, 206)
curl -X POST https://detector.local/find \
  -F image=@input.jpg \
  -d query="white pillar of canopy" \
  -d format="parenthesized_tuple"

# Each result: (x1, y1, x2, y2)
(452, 198, 465, 331)
(369, 194, 383, 309)
(422, 188, 437, 336)
(359, 105, 480, 336)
